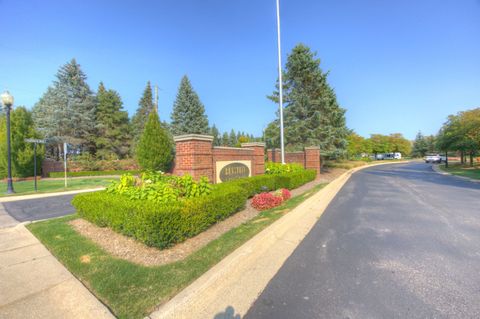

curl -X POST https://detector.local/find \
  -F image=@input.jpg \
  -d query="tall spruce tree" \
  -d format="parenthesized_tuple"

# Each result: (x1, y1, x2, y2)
(210, 125, 220, 146)
(131, 81, 154, 145)
(32, 59, 96, 156)
(221, 132, 229, 146)
(95, 82, 131, 159)
(268, 44, 348, 157)
(136, 111, 173, 171)
(171, 76, 209, 135)
(229, 129, 237, 146)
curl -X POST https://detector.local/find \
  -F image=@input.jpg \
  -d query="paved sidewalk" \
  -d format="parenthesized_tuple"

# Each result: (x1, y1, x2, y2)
(0, 223, 114, 319)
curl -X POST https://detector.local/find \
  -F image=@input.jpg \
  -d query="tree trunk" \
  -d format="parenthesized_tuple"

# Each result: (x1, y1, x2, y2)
(470, 152, 474, 167)
(445, 151, 449, 168)
(461, 150, 464, 164)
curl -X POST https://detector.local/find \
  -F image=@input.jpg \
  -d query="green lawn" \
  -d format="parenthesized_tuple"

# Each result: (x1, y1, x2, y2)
(27, 183, 327, 319)
(440, 164, 480, 180)
(0, 178, 117, 197)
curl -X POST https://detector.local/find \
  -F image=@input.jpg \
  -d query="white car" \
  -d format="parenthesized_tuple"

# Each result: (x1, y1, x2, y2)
(425, 154, 441, 163)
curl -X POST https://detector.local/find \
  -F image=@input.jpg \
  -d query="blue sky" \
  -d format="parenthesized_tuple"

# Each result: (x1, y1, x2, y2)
(0, 0, 479, 140)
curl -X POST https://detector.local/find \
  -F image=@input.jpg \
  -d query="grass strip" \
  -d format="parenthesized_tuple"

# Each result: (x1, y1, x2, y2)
(439, 164, 480, 180)
(0, 178, 116, 197)
(27, 182, 327, 319)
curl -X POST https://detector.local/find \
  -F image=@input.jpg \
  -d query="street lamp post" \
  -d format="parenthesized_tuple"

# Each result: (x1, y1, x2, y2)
(1, 91, 15, 194)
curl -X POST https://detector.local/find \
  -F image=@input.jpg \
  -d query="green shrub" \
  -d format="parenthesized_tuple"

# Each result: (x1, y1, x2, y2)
(265, 162, 304, 175)
(48, 170, 140, 178)
(228, 175, 278, 197)
(136, 112, 173, 171)
(275, 169, 317, 189)
(72, 183, 246, 249)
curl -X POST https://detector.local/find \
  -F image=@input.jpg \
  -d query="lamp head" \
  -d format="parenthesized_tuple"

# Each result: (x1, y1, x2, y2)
(1, 91, 14, 109)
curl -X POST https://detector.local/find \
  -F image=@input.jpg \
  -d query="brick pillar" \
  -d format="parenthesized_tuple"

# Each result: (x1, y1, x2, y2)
(267, 148, 281, 163)
(241, 142, 266, 175)
(305, 146, 321, 175)
(173, 134, 214, 181)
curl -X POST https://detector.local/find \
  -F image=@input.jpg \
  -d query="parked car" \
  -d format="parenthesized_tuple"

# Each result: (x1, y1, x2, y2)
(425, 154, 442, 163)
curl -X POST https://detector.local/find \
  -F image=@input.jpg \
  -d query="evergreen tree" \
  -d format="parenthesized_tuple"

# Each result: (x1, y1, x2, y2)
(95, 82, 131, 159)
(229, 129, 237, 146)
(131, 81, 154, 146)
(411, 132, 429, 157)
(171, 76, 209, 135)
(0, 107, 44, 178)
(32, 59, 96, 155)
(221, 132, 229, 146)
(210, 125, 220, 146)
(268, 44, 348, 157)
(136, 111, 173, 171)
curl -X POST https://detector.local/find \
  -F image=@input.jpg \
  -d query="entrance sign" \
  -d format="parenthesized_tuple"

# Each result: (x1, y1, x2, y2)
(216, 160, 251, 183)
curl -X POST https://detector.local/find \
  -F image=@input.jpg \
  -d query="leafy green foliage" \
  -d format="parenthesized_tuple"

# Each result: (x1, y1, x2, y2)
(136, 112, 173, 171)
(265, 162, 304, 174)
(106, 172, 212, 204)
(0, 107, 44, 178)
(437, 108, 480, 166)
(171, 76, 209, 135)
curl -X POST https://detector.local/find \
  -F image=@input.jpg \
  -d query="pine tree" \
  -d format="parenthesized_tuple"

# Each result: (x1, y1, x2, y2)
(95, 82, 131, 159)
(32, 59, 96, 155)
(0, 107, 44, 178)
(221, 132, 229, 146)
(229, 129, 237, 146)
(131, 81, 154, 146)
(136, 111, 173, 171)
(268, 44, 348, 157)
(411, 132, 429, 157)
(210, 125, 220, 146)
(171, 76, 209, 135)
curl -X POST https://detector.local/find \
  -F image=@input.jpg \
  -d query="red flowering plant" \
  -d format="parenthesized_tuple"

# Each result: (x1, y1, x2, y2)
(275, 188, 291, 200)
(251, 188, 291, 211)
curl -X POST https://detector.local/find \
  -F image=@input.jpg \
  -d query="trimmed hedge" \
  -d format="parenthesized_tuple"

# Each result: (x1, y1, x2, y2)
(49, 170, 141, 178)
(71, 169, 316, 249)
(72, 183, 247, 249)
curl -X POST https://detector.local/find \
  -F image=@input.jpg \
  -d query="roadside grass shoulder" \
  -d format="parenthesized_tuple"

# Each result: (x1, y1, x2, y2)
(439, 163, 480, 180)
(27, 182, 327, 319)
(0, 178, 116, 197)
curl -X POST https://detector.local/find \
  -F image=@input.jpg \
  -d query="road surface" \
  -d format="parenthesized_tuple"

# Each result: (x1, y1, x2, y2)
(245, 162, 480, 319)
(2, 194, 76, 222)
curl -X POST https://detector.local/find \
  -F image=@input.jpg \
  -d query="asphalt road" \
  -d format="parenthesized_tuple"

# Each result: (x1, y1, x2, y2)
(2, 194, 76, 222)
(245, 162, 480, 319)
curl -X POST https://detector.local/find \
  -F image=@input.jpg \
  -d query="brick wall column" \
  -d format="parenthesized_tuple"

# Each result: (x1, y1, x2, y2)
(241, 142, 266, 175)
(267, 148, 281, 163)
(305, 146, 321, 175)
(173, 134, 214, 181)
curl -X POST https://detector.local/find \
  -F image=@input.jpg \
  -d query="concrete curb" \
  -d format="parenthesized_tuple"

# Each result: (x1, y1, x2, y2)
(0, 188, 105, 203)
(149, 161, 409, 319)
(431, 164, 480, 184)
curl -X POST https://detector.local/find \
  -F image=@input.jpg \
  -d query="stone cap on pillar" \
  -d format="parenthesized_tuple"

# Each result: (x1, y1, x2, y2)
(173, 134, 214, 142)
(304, 146, 320, 150)
(241, 142, 266, 148)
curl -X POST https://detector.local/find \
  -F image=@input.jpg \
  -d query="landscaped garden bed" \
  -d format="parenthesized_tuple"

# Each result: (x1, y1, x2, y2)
(26, 164, 345, 318)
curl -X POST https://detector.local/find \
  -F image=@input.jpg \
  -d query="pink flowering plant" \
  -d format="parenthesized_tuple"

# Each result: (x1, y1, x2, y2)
(251, 188, 291, 211)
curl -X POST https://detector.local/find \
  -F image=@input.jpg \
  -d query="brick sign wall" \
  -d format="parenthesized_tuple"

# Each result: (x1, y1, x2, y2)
(172, 134, 266, 183)
(267, 147, 321, 175)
